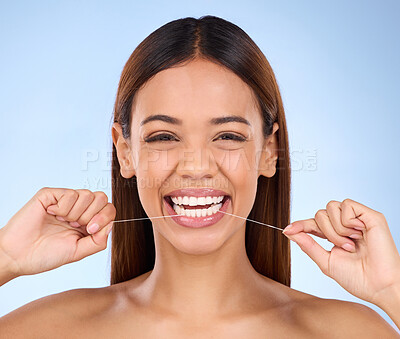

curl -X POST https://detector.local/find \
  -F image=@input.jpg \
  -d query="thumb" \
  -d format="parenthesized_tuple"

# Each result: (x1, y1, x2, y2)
(72, 222, 113, 262)
(285, 231, 330, 275)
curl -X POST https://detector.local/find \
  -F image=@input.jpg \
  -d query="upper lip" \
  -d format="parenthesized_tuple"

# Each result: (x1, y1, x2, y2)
(164, 188, 230, 198)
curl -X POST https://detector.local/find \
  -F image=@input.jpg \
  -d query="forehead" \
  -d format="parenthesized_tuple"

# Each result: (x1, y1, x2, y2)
(132, 59, 259, 121)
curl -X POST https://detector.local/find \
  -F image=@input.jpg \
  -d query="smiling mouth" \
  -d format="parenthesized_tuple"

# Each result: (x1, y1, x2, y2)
(164, 195, 230, 217)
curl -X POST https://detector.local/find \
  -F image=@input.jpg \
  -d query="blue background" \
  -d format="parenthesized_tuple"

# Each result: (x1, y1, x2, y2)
(0, 0, 399, 331)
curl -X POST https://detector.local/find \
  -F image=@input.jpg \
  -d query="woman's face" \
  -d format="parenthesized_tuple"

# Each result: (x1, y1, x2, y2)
(113, 58, 279, 255)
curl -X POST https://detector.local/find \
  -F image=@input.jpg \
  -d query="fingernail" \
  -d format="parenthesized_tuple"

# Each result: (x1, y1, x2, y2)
(69, 221, 81, 227)
(56, 216, 65, 221)
(88, 223, 99, 234)
(47, 209, 56, 215)
(282, 224, 293, 233)
(354, 227, 364, 231)
(342, 243, 355, 252)
(348, 233, 362, 240)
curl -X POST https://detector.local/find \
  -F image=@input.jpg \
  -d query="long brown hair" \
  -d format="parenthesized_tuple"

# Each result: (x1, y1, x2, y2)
(110, 15, 291, 286)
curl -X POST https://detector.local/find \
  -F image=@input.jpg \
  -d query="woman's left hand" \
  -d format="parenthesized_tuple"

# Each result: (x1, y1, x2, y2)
(283, 198, 400, 308)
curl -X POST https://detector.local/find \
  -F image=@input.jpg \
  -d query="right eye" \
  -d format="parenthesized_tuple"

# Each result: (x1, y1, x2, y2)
(144, 133, 178, 143)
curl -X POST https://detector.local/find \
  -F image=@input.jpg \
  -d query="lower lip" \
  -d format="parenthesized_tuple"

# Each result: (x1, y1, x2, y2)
(163, 197, 231, 228)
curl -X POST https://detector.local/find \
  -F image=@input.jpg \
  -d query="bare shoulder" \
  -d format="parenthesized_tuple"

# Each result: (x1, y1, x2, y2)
(0, 285, 117, 338)
(263, 280, 399, 338)
(295, 295, 399, 338)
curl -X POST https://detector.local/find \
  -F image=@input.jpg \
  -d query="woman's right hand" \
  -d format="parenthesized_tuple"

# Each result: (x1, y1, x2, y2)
(0, 187, 116, 278)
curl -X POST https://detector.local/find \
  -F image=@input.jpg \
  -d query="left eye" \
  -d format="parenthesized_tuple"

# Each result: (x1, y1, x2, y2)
(215, 133, 247, 142)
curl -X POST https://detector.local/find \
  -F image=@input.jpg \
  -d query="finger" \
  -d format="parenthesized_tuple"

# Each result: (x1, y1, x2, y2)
(45, 189, 79, 218)
(62, 189, 95, 226)
(284, 231, 330, 275)
(35, 187, 72, 212)
(75, 191, 110, 230)
(72, 222, 113, 262)
(326, 200, 363, 240)
(85, 203, 117, 235)
(314, 209, 357, 252)
(340, 198, 383, 231)
(282, 219, 327, 239)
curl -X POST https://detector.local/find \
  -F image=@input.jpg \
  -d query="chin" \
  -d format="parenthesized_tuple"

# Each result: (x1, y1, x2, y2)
(173, 240, 227, 256)
(157, 223, 237, 256)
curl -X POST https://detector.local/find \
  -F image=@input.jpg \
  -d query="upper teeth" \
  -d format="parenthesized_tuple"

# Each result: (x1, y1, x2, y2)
(170, 196, 224, 206)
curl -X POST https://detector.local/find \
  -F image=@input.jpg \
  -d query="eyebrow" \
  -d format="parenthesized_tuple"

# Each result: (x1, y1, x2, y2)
(140, 114, 251, 126)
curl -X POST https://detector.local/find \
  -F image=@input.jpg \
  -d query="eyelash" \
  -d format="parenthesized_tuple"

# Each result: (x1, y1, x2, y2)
(144, 133, 247, 143)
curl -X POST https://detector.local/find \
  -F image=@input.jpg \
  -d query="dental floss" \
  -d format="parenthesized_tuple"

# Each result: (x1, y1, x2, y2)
(111, 210, 284, 232)
(217, 210, 284, 232)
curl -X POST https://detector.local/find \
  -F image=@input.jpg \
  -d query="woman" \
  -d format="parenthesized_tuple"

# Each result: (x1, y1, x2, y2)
(0, 15, 399, 337)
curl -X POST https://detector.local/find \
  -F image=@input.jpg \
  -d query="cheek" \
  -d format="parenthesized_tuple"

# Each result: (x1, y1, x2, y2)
(216, 147, 258, 176)
(135, 150, 172, 211)
(136, 149, 174, 180)
(216, 148, 258, 209)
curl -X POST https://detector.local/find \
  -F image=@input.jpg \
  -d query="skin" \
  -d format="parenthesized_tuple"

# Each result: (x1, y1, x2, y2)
(112, 57, 282, 318)
(108, 58, 399, 336)
(1, 58, 399, 337)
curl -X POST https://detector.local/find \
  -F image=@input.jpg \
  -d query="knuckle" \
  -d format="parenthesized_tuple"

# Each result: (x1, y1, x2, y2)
(326, 200, 339, 209)
(94, 191, 108, 204)
(78, 189, 95, 202)
(342, 198, 353, 205)
(375, 211, 386, 222)
(315, 209, 326, 218)
(66, 189, 79, 200)
(78, 189, 93, 197)
(38, 186, 49, 193)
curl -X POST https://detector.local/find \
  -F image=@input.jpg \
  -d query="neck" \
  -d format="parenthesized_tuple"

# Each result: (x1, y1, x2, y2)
(133, 223, 271, 319)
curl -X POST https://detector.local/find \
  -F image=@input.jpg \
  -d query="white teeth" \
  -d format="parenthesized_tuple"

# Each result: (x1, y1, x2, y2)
(172, 201, 224, 217)
(173, 204, 180, 215)
(189, 197, 197, 206)
(169, 195, 225, 206)
(169, 194, 227, 218)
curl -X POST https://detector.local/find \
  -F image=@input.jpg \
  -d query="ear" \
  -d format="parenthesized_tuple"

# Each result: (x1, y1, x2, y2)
(258, 122, 279, 178)
(111, 122, 136, 178)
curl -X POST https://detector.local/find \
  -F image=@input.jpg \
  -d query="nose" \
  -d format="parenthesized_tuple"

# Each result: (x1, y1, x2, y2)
(176, 147, 219, 180)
